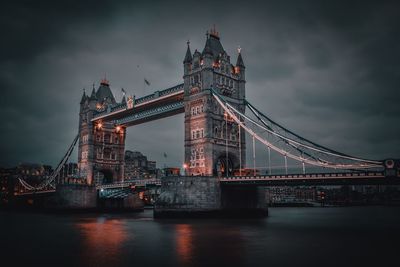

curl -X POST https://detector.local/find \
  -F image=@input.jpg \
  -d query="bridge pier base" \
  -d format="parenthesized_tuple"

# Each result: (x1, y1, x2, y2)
(54, 184, 97, 210)
(154, 176, 268, 218)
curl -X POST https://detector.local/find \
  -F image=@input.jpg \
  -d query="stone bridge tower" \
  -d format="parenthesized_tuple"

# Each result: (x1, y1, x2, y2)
(183, 28, 246, 176)
(78, 79, 126, 185)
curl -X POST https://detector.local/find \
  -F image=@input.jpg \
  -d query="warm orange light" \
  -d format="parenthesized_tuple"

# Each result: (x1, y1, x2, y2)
(176, 224, 193, 265)
(183, 163, 188, 169)
(75, 219, 127, 266)
(116, 126, 121, 133)
(234, 66, 240, 74)
(97, 122, 102, 129)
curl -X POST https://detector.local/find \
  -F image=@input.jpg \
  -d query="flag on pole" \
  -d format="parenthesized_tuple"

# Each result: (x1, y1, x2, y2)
(144, 78, 151, 86)
(163, 152, 167, 158)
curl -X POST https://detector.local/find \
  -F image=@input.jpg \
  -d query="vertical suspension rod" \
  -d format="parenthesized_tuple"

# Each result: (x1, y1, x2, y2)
(284, 155, 288, 175)
(253, 135, 256, 176)
(225, 112, 228, 177)
(268, 146, 271, 175)
(239, 123, 242, 176)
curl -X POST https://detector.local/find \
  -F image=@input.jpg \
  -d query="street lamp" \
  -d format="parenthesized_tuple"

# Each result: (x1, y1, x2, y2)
(182, 163, 188, 176)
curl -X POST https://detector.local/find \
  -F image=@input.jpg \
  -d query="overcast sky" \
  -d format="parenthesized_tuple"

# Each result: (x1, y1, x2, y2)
(0, 0, 399, 168)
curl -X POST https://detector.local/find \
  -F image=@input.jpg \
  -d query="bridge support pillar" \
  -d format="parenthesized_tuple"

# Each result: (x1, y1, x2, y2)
(53, 184, 97, 210)
(154, 176, 268, 218)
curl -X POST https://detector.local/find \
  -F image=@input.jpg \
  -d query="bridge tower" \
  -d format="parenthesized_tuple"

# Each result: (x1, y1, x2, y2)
(78, 79, 126, 185)
(183, 28, 246, 176)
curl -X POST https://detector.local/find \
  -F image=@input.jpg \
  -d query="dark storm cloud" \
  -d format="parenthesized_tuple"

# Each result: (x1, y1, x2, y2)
(0, 0, 399, 168)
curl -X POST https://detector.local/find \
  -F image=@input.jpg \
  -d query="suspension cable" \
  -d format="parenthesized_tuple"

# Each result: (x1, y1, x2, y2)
(230, 101, 381, 165)
(211, 90, 382, 170)
(246, 101, 382, 165)
(18, 133, 79, 191)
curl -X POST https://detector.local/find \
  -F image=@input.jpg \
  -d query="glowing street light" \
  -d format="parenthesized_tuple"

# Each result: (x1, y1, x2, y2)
(182, 163, 188, 176)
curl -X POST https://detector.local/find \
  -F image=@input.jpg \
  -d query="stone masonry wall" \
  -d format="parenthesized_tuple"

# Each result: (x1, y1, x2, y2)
(55, 184, 97, 209)
(155, 176, 221, 213)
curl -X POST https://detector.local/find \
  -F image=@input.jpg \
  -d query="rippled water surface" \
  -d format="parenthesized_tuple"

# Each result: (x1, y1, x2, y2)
(1, 207, 399, 267)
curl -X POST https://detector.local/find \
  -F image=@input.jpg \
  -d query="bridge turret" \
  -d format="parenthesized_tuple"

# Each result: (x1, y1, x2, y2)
(183, 28, 246, 176)
(183, 41, 193, 96)
(88, 85, 98, 110)
(235, 49, 246, 101)
(80, 89, 88, 105)
(78, 79, 126, 186)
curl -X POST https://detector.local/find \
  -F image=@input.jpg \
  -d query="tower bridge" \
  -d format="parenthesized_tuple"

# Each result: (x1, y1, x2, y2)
(14, 27, 399, 215)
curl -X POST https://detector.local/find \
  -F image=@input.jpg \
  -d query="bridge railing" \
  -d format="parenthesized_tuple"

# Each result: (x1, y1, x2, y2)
(135, 84, 183, 105)
(114, 101, 184, 125)
(92, 84, 184, 120)
(96, 178, 161, 190)
(221, 171, 386, 181)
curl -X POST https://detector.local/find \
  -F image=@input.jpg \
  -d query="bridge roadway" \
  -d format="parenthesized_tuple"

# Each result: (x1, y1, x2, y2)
(91, 84, 184, 126)
(220, 171, 400, 186)
(14, 171, 400, 196)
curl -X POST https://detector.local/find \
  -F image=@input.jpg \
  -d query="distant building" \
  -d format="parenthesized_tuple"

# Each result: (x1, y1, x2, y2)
(12, 163, 53, 193)
(266, 186, 317, 203)
(124, 150, 157, 179)
(0, 167, 16, 204)
(164, 167, 180, 176)
(60, 163, 78, 178)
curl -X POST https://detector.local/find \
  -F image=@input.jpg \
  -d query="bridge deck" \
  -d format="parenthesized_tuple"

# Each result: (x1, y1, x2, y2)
(91, 84, 184, 125)
(220, 172, 400, 186)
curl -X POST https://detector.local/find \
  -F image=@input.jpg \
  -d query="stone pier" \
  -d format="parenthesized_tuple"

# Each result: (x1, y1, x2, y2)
(54, 184, 97, 210)
(154, 176, 268, 218)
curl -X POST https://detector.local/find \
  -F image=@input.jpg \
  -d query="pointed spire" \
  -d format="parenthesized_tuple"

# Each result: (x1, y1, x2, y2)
(101, 74, 109, 86)
(121, 95, 126, 104)
(89, 83, 97, 101)
(183, 40, 193, 64)
(236, 47, 245, 67)
(202, 35, 213, 56)
(80, 88, 87, 104)
(210, 24, 219, 39)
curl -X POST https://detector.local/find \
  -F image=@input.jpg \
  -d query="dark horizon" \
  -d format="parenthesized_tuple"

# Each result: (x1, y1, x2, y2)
(1, 0, 400, 168)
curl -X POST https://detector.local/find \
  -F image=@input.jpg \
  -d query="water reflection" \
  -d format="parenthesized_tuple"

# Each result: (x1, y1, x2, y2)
(174, 222, 246, 267)
(75, 217, 128, 267)
(175, 224, 193, 265)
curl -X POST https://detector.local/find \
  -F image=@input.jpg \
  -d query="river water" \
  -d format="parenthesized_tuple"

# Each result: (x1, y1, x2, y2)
(1, 207, 399, 267)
